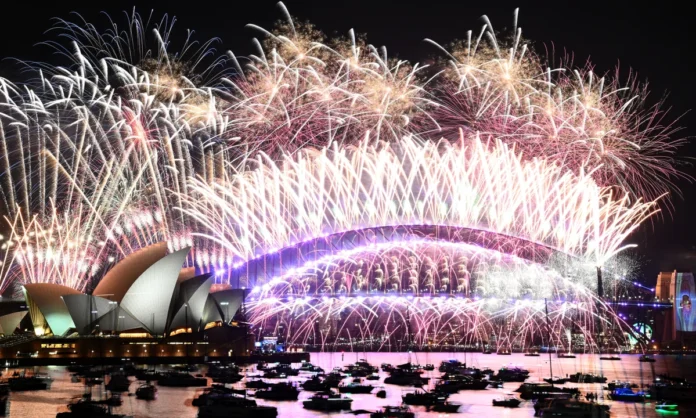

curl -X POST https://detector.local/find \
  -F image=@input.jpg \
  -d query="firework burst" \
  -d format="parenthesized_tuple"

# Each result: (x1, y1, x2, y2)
(424, 11, 686, 200)
(0, 3, 685, 350)
(179, 134, 658, 269)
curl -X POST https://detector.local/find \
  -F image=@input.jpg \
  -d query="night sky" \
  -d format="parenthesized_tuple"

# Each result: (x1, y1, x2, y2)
(0, 0, 694, 284)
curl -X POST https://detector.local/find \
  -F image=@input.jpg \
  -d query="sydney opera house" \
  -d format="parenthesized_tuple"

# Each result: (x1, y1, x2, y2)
(0, 243, 253, 363)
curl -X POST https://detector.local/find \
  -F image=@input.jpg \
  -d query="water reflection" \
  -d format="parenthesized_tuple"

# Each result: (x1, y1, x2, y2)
(6, 353, 696, 417)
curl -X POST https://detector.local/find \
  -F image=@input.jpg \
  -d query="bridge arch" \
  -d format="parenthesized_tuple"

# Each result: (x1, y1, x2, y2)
(213, 224, 574, 295)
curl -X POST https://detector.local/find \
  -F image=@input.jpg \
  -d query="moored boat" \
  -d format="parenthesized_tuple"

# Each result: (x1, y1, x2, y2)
(105, 374, 131, 392)
(338, 381, 374, 394)
(493, 367, 529, 383)
(427, 401, 461, 413)
(568, 373, 607, 383)
(538, 399, 610, 418)
(438, 360, 465, 373)
(211, 374, 243, 384)
(355, 359, 378, 371)
(158, 372, 207, 387)
(56, 399, 133, 418)
(323, 372, 343, 388)
(606, 380, 639, 390)
(492, 395, 522, 407)
(267, 364, 299, 377)
(435, 376, 488, 392)
(254, 382, 300, 401)
(515, 383, 577, 400)
(193, 386, 248, 407)
(655, 400, 679, 412)
(8, 374, 53, 391)
(246, 379, 272, 389)
(384, 370, 429, 386)
(135, 383, 157, 400)
(262, 370, 286, 379)
(609, 387, 647, 402)
(301, 376, 330, 391)
(543, 377, 569, 384)
(402, 390, 448, 406)
(299, 361, 324, 373)
(302, 391, 353, 411)
(370, 405, 415, 418)
(197, 399, 277, 418)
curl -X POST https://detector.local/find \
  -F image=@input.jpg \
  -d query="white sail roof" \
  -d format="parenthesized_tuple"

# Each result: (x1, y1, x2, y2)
(62, 294, 118, 334)
(119, 247, 191, 335)
(23, 283, 81, 336)
(169, 273, 213, 331)
(0, 311, 27, 335)
(92, 242, 168, 303)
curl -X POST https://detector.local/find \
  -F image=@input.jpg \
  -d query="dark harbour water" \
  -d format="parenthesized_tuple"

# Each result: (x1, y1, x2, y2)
(5, 353, 696, 417)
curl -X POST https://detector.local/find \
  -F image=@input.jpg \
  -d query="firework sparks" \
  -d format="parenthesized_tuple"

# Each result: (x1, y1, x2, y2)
(179, 134, 658, 268)
(0, 4, 684, 350)
(424, 12, 687, 200)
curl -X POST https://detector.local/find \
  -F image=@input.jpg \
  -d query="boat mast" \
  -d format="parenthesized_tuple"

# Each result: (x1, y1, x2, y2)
(544, 298, 553, 386)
